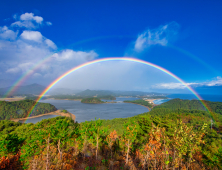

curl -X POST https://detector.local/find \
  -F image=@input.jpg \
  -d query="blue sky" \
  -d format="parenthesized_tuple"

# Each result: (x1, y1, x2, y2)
(0, 0, 222, 94)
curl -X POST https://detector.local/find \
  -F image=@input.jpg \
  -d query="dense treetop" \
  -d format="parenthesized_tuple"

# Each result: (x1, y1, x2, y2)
(154, 98, 222, 115)
(81, 97, 104, 104)
(0, 100, 57, 120)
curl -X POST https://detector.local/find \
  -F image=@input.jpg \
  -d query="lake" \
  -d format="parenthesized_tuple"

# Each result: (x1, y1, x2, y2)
(25, 97, 149, 123)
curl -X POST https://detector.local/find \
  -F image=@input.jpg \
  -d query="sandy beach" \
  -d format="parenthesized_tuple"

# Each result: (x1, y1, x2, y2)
(126, 98, 166, 111)
(0, 97, 26, 101)
(144, 99, 163, 105)
(10, 110, 76, 122)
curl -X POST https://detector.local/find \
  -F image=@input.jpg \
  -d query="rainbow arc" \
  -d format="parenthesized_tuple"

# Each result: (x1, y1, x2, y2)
(25, 57, 211, 122)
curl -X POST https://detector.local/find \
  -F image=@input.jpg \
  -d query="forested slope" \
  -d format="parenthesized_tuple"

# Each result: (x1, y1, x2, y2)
(0, 99, 222, 169)
(0, 100, 57, 120)
(154, 98, 222, 114)
(124, 99, 153, 108)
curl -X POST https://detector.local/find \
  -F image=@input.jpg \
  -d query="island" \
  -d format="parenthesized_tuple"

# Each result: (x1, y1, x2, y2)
(81, 97, 105, 104)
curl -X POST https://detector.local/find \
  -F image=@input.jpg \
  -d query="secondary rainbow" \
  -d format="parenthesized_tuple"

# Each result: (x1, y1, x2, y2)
(26, 57, 211, 122)
(5, 36, 215, 98)
(3, 52, 56, 98)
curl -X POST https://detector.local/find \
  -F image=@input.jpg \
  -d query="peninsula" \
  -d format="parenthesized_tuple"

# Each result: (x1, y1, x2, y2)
(124, 99, 153, 111)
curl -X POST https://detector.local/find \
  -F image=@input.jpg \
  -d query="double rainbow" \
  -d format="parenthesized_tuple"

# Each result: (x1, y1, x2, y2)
(4, 35, 216, 98)
(25, 57, 211, 122)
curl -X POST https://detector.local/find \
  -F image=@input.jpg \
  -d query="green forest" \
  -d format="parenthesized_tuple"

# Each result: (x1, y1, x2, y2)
(0, 100, 57, 120)
(81, 98, 105, 104)
(0, 99, 222, 169)
(154, 98, 222, 114)
(124, 99, 153, 108)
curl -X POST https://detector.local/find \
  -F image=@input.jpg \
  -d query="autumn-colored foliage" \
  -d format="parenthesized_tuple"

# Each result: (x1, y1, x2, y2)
(1, 104, 222, 169)
(0, 153, 20, 170)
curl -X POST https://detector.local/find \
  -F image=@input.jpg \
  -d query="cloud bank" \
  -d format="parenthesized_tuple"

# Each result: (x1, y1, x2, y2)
(153, 76, 222, 89)
(0, 12, 98, 84)
(0, 14, 220, 93)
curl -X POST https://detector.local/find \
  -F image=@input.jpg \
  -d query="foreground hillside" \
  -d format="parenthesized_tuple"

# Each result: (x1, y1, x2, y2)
(0, 99, 222, 169)
(0, 100, 57, 120)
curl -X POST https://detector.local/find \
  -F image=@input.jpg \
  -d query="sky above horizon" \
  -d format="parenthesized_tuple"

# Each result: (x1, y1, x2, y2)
(0, 0, 222, 94)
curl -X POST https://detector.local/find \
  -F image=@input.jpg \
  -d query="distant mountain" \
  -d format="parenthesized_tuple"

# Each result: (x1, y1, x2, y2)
(0, 83, 46, 96)
(112, 90, 164, 97)
(48, 88, 81, 95)
(76, 89, 165, 97)
(77, 89, 114, 97)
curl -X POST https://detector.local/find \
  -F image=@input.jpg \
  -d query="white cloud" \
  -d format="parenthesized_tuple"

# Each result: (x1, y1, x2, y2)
(153, 77, 222, 89)
(20, 31, 43, 42)
(46, 21, 52, 26)
(153, 82, 198, 89)
(45, 39, 57, 49)
(1, 34, 97, 81)
(0, 12, 100, 85)
(0, 26, 18, 40)
(11, 12, 49, 29)
(52, 49, 98, 61)
(134, 22, 179, 52)
(20, 13, 43, 23)
(206, 76, 222, 86)
(6, 67, 20, 73)
(13, 14, 17, 20)
(6, 62, 33, 73)
(33, 73, 42, 77)
(11, 21, 36, 29)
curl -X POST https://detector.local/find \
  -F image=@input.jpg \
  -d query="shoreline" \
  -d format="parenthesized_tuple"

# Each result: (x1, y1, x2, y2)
(10, 110, 76, 123)
(0, 97, 26, 101)
(144, 98, 165, 105)
(124, 102, 151, 111)
(124, 98, 166, 111)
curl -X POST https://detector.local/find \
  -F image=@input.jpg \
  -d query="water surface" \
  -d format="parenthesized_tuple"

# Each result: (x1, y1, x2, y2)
(26, 97, 149, 123)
